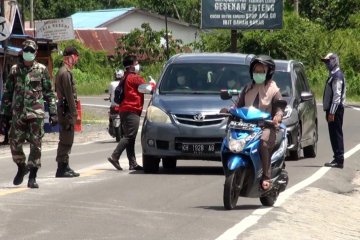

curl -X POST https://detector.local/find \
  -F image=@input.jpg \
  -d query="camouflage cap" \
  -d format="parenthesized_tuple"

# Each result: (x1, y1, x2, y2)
(22, 39, 38, 51)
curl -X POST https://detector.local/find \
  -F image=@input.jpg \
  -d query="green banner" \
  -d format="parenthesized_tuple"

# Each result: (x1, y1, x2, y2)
(201, 0, 283, 29)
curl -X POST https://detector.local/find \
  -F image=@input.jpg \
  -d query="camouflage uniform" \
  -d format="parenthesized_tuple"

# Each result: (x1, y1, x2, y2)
(55, 64, 78, 164)
(0, 61, 57, 168)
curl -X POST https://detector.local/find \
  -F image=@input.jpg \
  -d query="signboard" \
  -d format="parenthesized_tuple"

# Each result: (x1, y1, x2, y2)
(35, 18, 75, 42)
(201, 0, 283, 29)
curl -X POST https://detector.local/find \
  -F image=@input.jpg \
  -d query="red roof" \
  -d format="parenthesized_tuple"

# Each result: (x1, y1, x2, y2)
(75, 29, 124, 56)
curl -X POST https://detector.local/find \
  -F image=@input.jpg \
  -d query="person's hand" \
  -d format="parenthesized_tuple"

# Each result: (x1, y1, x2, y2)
(49, 114, 58, 126)
(327, 113, 335, 122)
(272, 114, 282, 127)
(0, 115, 10, 135)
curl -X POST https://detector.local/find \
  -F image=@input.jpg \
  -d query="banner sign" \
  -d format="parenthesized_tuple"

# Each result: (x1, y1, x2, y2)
(201, 0, 283, 29)
(35, 18, 75, 42)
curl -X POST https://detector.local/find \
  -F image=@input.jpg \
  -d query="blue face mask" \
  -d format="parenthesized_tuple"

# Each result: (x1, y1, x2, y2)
(23, 52, 36, 62)
(253, 73, 266, 84)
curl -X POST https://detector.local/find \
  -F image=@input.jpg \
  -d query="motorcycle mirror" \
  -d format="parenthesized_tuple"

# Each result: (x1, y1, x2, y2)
(274, 99, 287, 111)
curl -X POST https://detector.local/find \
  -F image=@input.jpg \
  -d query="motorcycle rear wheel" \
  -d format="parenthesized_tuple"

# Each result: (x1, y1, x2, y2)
(223, 169, 242, 210)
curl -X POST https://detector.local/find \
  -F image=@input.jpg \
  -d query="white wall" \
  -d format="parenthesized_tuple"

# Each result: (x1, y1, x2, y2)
(106, 12, 200, 45)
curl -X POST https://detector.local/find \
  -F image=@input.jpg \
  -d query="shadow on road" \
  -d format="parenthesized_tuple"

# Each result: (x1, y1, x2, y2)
(195, 204, 260, 211)
(129, 166, 224, 176)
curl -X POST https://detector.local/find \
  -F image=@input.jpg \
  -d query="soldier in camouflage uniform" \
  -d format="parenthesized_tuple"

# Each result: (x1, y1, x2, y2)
(54, 46, 80, 178)
(0, 39, 57, 188)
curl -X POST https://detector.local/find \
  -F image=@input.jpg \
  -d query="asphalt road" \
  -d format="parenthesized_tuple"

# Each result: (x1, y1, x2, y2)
(0, 96, 359, 240)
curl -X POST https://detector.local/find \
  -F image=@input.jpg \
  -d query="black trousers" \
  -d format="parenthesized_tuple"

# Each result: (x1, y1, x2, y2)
(327, 105, 344, 163)
(111, 111, 140, 164)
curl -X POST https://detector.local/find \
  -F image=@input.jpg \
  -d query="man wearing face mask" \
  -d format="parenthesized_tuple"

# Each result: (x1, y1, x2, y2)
(321, 53, 346, 169)
(221, 55, 283, 191)
(0, 39, 57, 188)
(107, 55, 145, 171)
(54, 46, 81, 177)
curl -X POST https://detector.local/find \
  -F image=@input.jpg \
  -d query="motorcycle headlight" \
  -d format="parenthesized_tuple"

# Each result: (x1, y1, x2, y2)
(283, 105, 292, 119)
(146, 106, 171, 123)
(229, 138, 246, 153)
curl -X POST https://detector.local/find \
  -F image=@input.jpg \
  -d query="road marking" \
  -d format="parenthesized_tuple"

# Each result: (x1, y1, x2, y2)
(82, 103, 109, 108)
(215, 143, 360, 240)
(0, 187, 27, 196)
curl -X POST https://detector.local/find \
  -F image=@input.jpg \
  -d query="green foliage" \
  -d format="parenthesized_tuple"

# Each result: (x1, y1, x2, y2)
(114, 23, 184, 66)
(299, 0, 360, 30)
(194, 12, 360, 101)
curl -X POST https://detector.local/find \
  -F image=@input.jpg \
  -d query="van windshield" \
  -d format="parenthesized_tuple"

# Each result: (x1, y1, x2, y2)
(159, 63, 251, 94)
(273, 72, 292, 97)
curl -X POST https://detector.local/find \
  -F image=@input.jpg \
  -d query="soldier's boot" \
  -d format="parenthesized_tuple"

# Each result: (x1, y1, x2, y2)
(66, 163, 80, 177)
(129, 159, 143, 171)
(55, 162, 75, 178)
(27, 167, 39, 189)
(13, 163, 29, 185)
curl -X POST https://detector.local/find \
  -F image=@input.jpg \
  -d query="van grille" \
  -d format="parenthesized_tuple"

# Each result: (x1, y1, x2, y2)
(173, 114, 225, 126)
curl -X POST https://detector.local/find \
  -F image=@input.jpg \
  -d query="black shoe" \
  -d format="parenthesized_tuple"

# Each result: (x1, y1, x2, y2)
(324, 160, 344, 169)
(56, 168, 76, 177)
(27, 167, 39, 188)
(67, 166, 80, 177)
(13, 163, 29, 185)
(129, 164, 144, 171)
(28, 178, 39, 188)
(107, 157, 123, 170)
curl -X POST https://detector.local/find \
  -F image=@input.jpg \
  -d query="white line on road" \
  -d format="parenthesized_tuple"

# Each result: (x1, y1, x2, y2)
(215, 143, 360, 240)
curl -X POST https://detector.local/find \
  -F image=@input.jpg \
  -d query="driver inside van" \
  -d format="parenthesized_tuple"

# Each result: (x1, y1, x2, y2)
(176, 71, 190, 89)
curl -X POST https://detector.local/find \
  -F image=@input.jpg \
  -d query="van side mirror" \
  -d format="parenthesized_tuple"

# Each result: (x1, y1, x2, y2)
(300, 92, 313, 102)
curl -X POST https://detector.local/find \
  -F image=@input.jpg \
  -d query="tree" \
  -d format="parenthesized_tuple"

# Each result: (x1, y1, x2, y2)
(114, 23, 184, 67)
(299, 0, 360, 30)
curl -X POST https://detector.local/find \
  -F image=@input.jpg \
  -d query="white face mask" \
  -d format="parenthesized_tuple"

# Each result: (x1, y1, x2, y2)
(23, 52, 36, 62)
(177, 76, 186, 85)
(134, 64, 140, 73)
(253, 73, 266, 84)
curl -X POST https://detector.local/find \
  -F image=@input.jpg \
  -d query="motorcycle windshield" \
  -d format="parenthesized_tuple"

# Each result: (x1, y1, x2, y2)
(229, 106, 271, 121)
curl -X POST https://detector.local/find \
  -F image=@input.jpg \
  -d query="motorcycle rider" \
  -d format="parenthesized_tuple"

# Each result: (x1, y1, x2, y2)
(221, 55, 284, 191)
(109, 69, 124, 106)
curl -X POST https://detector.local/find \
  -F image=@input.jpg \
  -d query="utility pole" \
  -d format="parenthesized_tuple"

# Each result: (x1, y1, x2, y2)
(30, 0, 34, 28)
(230, 30, 237, 53)
(164, 4, 170, 60)
(294, 0, 299, 15)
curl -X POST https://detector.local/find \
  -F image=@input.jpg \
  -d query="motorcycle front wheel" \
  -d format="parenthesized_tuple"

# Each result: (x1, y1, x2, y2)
(223, 169, 243, 210)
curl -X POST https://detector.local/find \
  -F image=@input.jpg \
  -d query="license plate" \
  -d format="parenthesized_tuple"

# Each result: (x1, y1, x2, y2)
(181, 143, 215, 153)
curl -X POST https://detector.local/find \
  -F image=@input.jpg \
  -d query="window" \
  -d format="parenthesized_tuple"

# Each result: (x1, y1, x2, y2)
(159, 63, 250, 94)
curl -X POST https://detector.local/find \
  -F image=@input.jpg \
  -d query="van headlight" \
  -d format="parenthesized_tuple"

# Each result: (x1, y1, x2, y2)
(283, 105, 292, 119)
(146, 106, 171, 123)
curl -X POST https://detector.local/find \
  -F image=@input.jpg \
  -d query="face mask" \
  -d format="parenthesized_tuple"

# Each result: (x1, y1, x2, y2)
(23, 52, 36, 62)
(227, 79, 236, 88)
(134, 64, 140, 73)
(177, 76, 186, 85)
(253, 73, 266, 84)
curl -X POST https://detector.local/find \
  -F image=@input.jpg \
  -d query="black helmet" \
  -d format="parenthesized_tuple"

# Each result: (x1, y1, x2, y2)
(249, 55, 275, 82)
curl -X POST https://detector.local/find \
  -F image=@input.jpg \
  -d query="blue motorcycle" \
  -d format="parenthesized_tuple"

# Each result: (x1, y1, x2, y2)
(220, 90, 289, 210)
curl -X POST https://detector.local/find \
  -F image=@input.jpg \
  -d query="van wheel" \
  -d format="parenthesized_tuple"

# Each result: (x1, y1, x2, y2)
(289, 127, 302, 160)
(143, 155, 160, 173)
(303, 124, 317, 158)
(162, 157, 177, 169)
